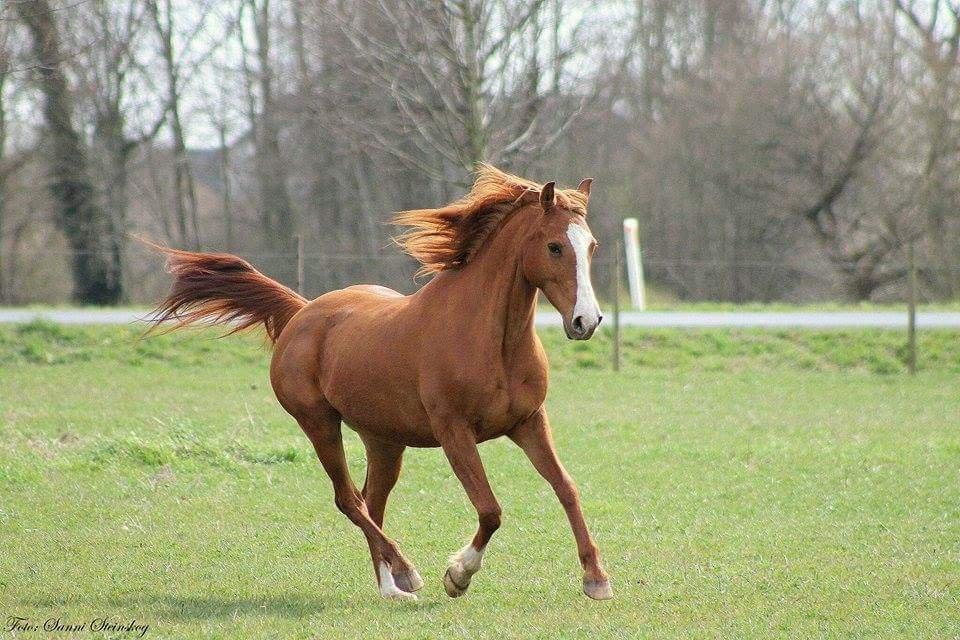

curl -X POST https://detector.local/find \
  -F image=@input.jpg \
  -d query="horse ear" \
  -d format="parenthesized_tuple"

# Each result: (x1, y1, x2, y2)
(540, 181, 556, 210)
(577, 178, 593, 197)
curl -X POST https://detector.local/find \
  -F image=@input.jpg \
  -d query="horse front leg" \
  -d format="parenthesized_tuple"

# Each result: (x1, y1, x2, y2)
(434, 422, 502, 597)
(508, 407, 613, 600)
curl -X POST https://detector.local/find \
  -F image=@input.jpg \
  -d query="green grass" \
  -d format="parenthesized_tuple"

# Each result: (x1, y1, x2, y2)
(4, 320, 957, 374)
(1, 323, 958, 638)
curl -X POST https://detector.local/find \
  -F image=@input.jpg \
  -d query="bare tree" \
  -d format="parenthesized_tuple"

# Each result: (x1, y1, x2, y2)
(69, 0, 174, 299)
(146, 0, 206, 250)
(324, 0, 590, 183)
(0, 23, 10, 303)
(239, 0, 296, 250)
(2, 0, 958, 304)
(197, 68, 239, 252)
(893, 0, 960, 296)
(17, 0, 123, 304)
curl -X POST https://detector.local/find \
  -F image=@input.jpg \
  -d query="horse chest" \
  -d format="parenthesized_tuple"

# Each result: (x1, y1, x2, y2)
(474, 370, 547, 440)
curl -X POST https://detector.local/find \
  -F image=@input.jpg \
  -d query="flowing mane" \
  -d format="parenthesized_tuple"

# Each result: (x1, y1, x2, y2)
(393, 164, 588, 275)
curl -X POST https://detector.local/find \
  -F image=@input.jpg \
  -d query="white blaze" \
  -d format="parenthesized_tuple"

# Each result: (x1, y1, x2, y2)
(566, 222, 601, 328)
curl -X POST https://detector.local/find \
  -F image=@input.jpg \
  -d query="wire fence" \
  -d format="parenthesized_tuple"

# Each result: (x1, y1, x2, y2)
(2, 239, 956, 374)
(1, 242, 958, 308)
(0, 247, 831, 304)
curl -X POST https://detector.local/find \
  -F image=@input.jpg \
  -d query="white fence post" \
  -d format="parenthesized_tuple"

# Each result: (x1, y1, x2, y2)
(622, 218, 645, 310)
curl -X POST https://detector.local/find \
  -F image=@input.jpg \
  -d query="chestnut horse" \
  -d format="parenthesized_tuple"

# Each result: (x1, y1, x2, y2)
(149, 165, 612, 601)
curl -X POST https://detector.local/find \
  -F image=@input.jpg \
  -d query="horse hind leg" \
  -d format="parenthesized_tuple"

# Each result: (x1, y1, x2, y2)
(294, 406, 419, 601)
(361, 438, 422, 592)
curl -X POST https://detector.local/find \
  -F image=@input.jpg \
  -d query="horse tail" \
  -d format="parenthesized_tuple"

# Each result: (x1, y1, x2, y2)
(147, 243, 307, 344)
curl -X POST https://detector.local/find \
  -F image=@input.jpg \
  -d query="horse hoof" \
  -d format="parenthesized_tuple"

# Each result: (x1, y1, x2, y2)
(394, 568, 424, 593)
(384, 588, 418, 602)
(443, 568, 470, 598)
(583, 578, 614, 600)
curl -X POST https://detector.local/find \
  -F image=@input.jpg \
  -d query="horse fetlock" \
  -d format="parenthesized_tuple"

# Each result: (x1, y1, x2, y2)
(578, 545, 601, 570)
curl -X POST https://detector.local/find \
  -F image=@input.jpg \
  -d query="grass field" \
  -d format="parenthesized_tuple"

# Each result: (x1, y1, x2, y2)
(1, 322, 958, 639)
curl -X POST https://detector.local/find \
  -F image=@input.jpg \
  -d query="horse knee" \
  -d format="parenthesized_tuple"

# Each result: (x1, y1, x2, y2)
(479, 506, 502, 534)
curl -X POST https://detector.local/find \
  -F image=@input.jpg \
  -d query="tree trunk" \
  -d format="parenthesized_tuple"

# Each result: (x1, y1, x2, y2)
(93, 104, 131, 304)
(211, 122, 232, 252)
(18, 0, 122, 304)
(169, 98, 201, 250)
(292, 0, 328, 241)
(0, 66, 7, 303)
(250, 0, 295, 249)
(459, 0, 487, 168)
(149, 0, 201, 250)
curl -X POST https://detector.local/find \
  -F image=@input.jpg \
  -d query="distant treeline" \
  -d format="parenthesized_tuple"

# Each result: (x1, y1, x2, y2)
(0, 0, 957, 304)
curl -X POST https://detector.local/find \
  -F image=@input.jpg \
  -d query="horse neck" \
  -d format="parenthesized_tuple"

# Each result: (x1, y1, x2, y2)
(434, 207, 538, 361)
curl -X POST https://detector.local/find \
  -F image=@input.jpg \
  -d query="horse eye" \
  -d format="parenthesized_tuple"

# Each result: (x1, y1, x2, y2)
(547, 242, 562, 256)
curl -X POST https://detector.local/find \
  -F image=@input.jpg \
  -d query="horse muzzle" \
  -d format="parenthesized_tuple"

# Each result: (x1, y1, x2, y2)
(565, 312, 602, 340)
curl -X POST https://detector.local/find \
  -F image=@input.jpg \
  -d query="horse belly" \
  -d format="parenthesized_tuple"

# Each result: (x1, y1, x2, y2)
(320, 338, 436, 447)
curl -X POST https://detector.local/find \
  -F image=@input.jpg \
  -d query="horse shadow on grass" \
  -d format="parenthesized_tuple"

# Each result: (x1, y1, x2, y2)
(20, 591, 440, 621)
(104, 594, 335, 620)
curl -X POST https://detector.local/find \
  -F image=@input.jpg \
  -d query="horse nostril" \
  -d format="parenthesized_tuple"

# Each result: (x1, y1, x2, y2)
(597, 314, 604, 325)
(572, 316, 584, 333)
